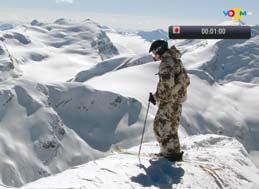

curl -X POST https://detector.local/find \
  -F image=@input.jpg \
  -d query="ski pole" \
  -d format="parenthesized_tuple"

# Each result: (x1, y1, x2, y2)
(138, 101, 150, 165)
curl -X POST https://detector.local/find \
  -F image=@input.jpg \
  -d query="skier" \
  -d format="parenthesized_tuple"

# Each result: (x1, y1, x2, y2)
(149, 40, 190, 161)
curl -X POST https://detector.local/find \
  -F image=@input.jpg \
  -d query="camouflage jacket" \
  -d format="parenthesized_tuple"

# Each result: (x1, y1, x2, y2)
(154, 46, 190, 105)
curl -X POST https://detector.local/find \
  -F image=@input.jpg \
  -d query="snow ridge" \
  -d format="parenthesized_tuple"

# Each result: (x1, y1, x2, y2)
(22, 135, 259, 189)
(0, 40, 22, 82)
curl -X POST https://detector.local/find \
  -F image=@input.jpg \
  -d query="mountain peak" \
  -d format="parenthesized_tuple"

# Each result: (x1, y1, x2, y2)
(54, 18, 73, 25)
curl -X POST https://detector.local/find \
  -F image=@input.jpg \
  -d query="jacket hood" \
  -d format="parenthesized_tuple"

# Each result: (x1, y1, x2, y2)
(162, 46, 182, 60)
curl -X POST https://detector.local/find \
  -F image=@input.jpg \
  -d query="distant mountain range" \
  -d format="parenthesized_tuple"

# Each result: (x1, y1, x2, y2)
(0, 23, 14, 31)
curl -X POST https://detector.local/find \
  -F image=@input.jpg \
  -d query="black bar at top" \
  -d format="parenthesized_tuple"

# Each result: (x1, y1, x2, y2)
(168, 26, 251, 39)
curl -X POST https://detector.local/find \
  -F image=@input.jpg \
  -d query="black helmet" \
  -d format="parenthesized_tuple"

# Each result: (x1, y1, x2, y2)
(149, 40, 168, 56)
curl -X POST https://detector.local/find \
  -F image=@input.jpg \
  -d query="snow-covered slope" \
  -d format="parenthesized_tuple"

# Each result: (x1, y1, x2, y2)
(0, 18, 259, 188)
(0, 53, 160, 188)
(79, 61, 259, 153)
(200, 36, 259, 84)
(75, 23, 259, 167)
(0, 79, 100, 187)
(22, 135, 259, 189)
(0, 19, 118, 83)
(106, 31, 150, 55)
(0, 77, 158, 187)
(0, 19, 157, 187)
(172, 26, 259, 84)
(0, 23, 14, 31)
(46, 82, 154, 152)
(0, 41, 22, 82)
(29, 18, 118, 60)
(137, 29, 168, 42)
(71, 54, 153, 82)
(108, 28, 168, 44)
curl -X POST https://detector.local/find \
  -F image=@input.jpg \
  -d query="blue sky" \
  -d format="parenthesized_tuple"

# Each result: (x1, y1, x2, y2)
(0, 0, 258, 30)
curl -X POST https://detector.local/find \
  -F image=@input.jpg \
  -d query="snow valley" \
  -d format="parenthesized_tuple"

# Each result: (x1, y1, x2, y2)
(0, 19, 259, 188)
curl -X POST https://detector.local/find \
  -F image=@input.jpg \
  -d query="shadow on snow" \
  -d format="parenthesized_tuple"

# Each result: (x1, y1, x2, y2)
(131, 159, 185, 188)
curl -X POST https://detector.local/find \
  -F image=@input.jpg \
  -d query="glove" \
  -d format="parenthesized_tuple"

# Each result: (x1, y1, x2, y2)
(149, 93, 156, 105)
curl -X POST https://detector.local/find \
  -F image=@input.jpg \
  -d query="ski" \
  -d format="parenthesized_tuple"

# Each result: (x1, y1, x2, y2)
(112, 146, 223, 171)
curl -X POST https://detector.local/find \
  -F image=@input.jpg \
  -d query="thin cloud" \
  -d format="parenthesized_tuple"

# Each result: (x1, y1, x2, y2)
(0, 8, 224, 30)
(56, 0, 75, 4)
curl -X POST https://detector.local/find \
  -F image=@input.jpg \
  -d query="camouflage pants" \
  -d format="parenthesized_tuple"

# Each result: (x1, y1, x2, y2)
(153, 102, 182, 155)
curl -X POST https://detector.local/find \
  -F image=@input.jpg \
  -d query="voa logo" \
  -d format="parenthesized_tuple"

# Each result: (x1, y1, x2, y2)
(223, 8, 251, 20)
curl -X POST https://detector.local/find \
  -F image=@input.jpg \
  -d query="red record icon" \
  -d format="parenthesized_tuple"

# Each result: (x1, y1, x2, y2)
(173, 26, 181, 34)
